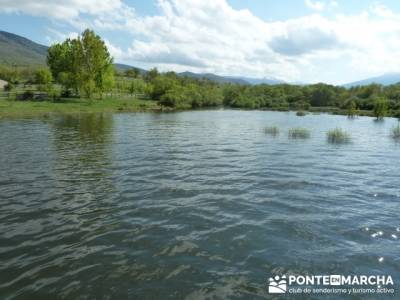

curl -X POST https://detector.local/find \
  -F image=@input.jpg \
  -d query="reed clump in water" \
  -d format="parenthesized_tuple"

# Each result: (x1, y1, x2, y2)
(327, 128, 351, 144)
(391, 124, 400, 140)
(264, 126, 280, 136)
(288, 128, 310, 139)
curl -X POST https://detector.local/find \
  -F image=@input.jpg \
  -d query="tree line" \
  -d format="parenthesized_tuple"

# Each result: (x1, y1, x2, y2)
(1, 29, 400, 118)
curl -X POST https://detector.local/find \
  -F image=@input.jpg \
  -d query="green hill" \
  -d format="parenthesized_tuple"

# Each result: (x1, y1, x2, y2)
(0, 31, 47, 66)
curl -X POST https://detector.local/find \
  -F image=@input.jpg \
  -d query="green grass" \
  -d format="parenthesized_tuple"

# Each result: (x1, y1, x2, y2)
(391, 124, 400, 140)
(264, 126, 279, 136)
(327, 128, 351, 144)
(0, 97, 163, 118)
(288, 128, 310, 139)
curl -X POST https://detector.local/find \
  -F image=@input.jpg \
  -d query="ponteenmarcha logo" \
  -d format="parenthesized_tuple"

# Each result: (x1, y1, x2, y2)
(268, 275, 287, 293)
(267, 274, 394, 295)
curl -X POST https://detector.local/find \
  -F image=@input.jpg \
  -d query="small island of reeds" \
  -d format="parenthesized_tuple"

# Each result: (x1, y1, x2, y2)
(327, 128, 351, 144)
(288, 128, 311, 139)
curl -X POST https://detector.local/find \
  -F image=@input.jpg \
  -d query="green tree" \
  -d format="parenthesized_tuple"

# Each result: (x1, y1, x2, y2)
(78, 29, 114, 98)
(145, 68, 159, 83)
(3, 82, 14, 99)
(149, 75, 177, 100)
(310, 84, 336, 107)
(127, 79, 146, 98)
(47, 40, 80, 93)
(125, 68, 140, 78)
(347, 100, 357, 118)
(35, 69, 53, 93)
(47, 29, 115, 99)
(3, 82, 14, 92)
(373, 98, 388, 120)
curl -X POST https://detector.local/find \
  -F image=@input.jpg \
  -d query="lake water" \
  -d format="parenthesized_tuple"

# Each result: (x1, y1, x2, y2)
(0, 110, 399, 299)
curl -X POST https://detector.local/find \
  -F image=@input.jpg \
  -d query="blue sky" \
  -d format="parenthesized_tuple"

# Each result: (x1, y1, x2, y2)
(2, 0, 400, 84)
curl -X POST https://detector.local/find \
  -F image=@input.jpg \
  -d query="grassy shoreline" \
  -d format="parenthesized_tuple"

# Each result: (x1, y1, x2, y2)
(0, 98, 395, 119)
(0, 98, 167, 118)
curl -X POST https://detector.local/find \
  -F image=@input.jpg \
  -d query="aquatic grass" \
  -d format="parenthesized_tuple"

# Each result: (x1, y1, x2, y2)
(391, 124, 400, 140)
(288, 128, 310, 139)
(327, 128, 351, 144)
(264, 126, 279, 136)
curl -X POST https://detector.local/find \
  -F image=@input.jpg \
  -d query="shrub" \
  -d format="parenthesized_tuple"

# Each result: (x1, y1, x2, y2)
(264, 126, 279, 136)
(296, 111, 306, 116)
(16, 90, 34, 101)
(347, 100, 357, 118)
(3, 82, 14, 92)
(288, 128, 310, 139)
(373, 98, 388, 120)
(327, 128, 351, 144)
(61, 89, 72, 98)
(393, 110, 400, 119)
(391, 124, 400, 140)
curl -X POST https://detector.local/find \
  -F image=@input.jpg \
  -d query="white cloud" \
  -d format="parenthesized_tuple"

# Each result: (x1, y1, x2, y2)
(269, 15, 340, 56)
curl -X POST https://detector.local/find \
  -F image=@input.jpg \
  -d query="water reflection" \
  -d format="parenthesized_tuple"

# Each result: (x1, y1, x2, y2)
(48, 113, 118, 251)
(51, 113, 114, 183)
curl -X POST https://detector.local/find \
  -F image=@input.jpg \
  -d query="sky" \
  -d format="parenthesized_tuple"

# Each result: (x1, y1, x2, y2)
(2, 0, 400, 84)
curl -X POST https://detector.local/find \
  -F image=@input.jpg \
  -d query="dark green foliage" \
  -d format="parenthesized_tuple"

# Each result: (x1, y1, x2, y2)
(47, 29, 114, 99)
(309, 84, 337, 106)
(373, 97, 388, 120)
(0, 65, 40, 83)
(347, 100, 357, 118)
(17, 90, 34, 101)
(129, 68, 225, 109)
(3, 82, 14, 92)
(393, 110, 400, 119)
(145, 68, 159, 83)
(34, 69, 52, 85)
(157, 80, 223, 109)
(124, 68, 140, 78)
(136, 76, 400, 112)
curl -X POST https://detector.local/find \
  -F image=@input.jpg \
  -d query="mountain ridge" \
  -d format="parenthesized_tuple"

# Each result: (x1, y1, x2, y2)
(0, 30, 48, 66)
(342, 73, 400, 87)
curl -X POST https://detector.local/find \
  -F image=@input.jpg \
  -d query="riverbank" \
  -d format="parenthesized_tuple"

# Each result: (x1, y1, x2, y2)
(0, 98, 394, 119)
(0, 98, 164, 118)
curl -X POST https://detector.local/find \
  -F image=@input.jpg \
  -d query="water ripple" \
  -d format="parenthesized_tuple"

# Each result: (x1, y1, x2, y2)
(0, 111, 399, 299)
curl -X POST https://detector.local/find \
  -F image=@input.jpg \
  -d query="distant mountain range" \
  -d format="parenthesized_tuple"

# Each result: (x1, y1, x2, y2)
(113, 63, 147, 74)
(342, 73, 400, 87)
(2, 29, 400, 87)
(177, 71, 248, 84)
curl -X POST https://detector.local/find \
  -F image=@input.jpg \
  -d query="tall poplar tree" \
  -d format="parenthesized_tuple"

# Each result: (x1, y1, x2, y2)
(47, 29, 114, 99)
